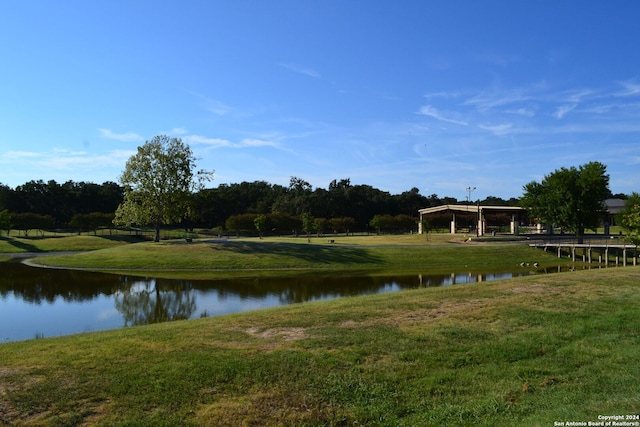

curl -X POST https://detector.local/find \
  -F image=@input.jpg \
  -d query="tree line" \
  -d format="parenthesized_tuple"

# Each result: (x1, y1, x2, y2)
(0, 180, 123, 235)
(0, 176, 520, 236)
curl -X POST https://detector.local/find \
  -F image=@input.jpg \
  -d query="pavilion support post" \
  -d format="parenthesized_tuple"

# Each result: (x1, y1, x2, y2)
(510, 215, 519, 235)
(476, 206, 483, 237)
(450, 213, 456, 234)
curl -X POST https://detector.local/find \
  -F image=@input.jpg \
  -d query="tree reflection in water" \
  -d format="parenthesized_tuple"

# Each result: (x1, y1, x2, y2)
(1, 259, 577, 342)
(114, 278, 197, 326)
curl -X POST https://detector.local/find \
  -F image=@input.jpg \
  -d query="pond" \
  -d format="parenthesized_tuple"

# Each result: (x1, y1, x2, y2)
(0, 259, 570, 343)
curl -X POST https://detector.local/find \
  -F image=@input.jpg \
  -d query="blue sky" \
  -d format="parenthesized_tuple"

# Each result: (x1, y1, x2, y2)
(2, 1, 640, 200)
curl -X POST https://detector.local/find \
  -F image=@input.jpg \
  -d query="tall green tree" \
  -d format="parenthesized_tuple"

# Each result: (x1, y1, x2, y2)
(393, 187, 429, 216)
(301, 212, 318, 242)
(272, 176, 312, 216)
(114, 135, 213, 242)
(0, 209, 11, 235)
(225, 213, 258, 234)
(254, 214, 268, 238)
(520, 161, 610, 243)
(618, 192, 640, 245)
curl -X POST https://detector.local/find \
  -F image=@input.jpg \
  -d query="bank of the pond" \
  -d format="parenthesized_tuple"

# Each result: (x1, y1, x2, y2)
(28, 238, 568, 279)
(1, 266, 638, 426)
(0, 234, 131, 253)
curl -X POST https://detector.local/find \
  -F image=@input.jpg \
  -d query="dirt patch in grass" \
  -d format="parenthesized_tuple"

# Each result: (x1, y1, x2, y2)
(0, 379, 18, 424)
(245, 327, 307, 342)
(338, 320, 361, 328)
(0, 367, 39, 425)
(195, 387, 347, 426)
(0, 366, 109, 426)
(510, 284, 550, 294)
(508, 282, 567, 296)
(338, 298, 489, 329)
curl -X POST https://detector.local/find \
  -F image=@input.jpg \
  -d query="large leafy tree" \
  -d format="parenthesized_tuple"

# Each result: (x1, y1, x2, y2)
(520, 161, 610, 243)
(272, 176, 313, 216)
(114, 135, 213, 242)
(618, 192, 640, 245)
(0, 209, 11, 235)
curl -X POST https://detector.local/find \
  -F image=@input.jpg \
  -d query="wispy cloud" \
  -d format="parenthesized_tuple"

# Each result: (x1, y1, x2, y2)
(4, 151, 45, 159)
(98, 128, 144, 142)
(420, 80, 640, 132)
(424, 90, 461, 100)
(168, 127, 188, 135)
(185, 135, 230, 147)
(278, 62, 321, 79)
(46, 150, 133, 170)
(478, 123, 514, 136)
(505, 107, 536, 117)
(554, 104, 577, 119)
(417, 105, 468, 125)
(616, 80, 640, 97)
(189, 92, 235, 116)
(462, 82, 551, 112)
(581, 104, 615, 114)
(464, 90, 532, 111)
(560, 88, 596, 103)
(186, 135, 281, 149)
(2, 148, 134, 173)
(238, 138, 281, 148)
(204, 99, 234, 116)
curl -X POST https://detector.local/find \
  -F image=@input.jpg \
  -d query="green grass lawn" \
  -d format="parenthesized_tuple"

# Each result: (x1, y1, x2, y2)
(0, 233, 132, 253)
(0, 266, 638, 426)
(27, 236, 568, 279)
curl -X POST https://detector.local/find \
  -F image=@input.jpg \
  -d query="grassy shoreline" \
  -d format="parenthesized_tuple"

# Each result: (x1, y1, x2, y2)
(1, 266, 638, 425)
(24, 236, 569, 279)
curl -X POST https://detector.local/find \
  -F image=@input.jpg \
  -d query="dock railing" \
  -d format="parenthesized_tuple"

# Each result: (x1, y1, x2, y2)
(529, 237, 638, 266)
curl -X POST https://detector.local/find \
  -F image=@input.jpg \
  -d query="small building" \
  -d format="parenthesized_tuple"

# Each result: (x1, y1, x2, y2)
(603, 198, 625, 234)
(418, 204, 525, 236)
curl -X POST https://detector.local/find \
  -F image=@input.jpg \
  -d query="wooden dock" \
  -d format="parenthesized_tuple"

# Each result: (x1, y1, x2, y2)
(530, 243, 639, 266)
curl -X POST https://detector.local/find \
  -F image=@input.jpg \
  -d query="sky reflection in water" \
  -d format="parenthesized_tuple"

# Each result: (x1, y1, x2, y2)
(0, 260, 561, 343)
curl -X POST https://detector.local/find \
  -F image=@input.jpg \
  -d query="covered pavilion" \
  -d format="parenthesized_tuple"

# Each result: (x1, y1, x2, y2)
(418, 204, 525, 236)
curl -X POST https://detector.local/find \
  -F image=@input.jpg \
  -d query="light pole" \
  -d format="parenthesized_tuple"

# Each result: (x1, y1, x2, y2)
(466, 186, 476, 203)
(466, 186, 477, 236)
(476, 198, 480, 237)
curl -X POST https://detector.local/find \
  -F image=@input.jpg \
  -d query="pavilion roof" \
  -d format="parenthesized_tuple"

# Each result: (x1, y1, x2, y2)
(418, 204, 524, 215)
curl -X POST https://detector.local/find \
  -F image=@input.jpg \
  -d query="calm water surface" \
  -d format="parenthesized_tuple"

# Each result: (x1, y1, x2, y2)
(1, 259, 564, 343)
